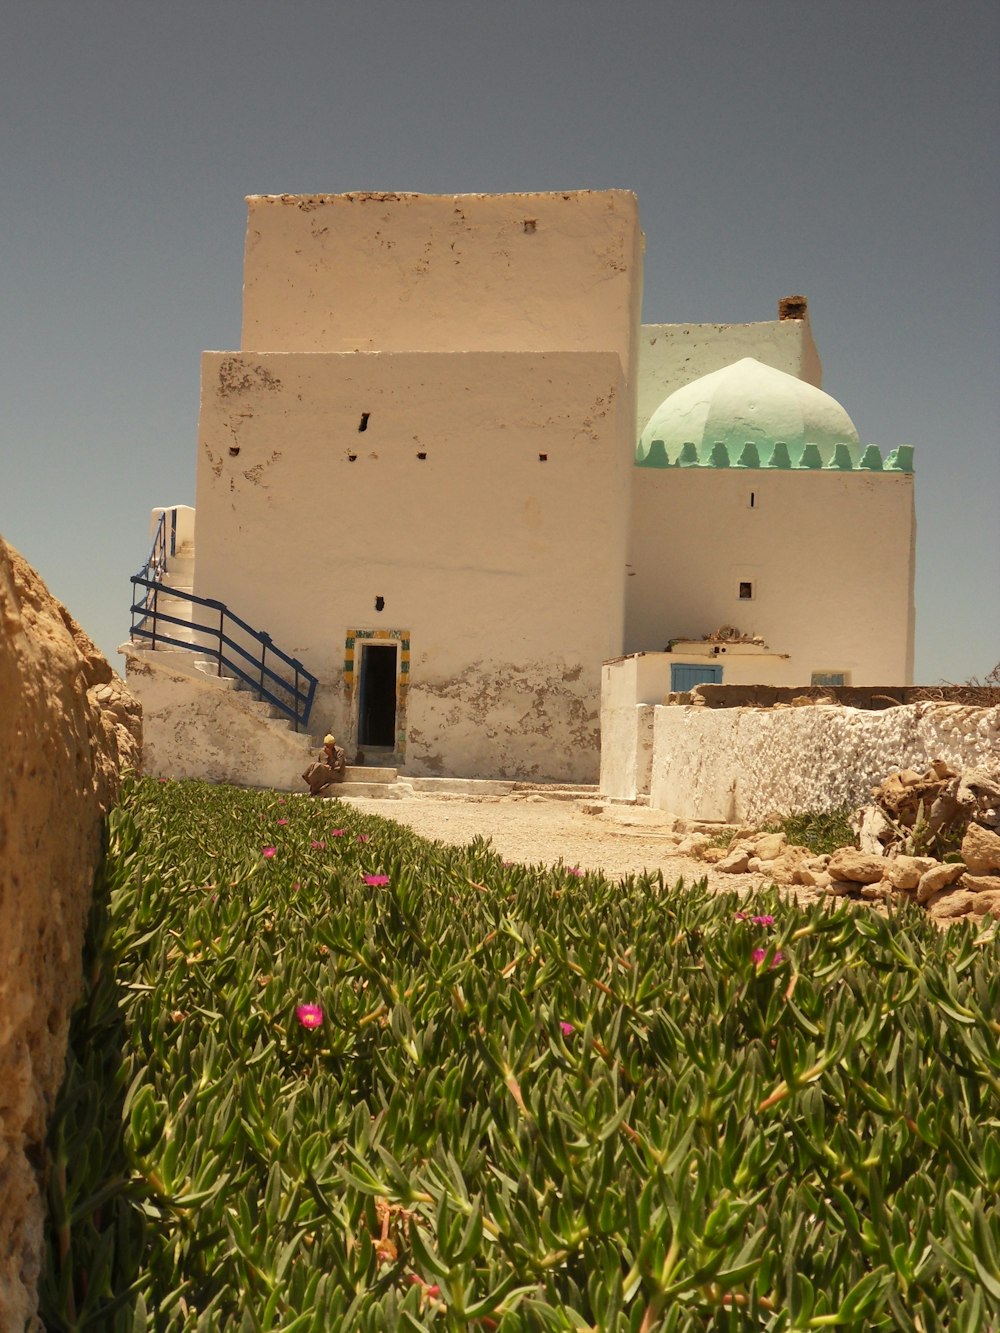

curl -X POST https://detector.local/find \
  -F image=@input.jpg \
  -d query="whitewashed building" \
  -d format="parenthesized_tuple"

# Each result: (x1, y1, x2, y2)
(123, 190, 915, 786)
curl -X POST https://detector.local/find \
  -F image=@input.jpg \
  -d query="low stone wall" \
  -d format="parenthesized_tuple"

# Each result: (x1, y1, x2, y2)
(650, 700, 1000, 823)
(0, 537, 141, 1331)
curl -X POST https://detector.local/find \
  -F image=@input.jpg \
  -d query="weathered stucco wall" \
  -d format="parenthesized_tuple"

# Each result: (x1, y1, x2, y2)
(649, 701, 1000, 823)
(122, 651, 313, 789)
(193, 350, 633, 780)
(0, 537, 141, 1331)
(637, 314, 821, 432)
(626, 468, 916, 684)
(241, 190, 643, 381)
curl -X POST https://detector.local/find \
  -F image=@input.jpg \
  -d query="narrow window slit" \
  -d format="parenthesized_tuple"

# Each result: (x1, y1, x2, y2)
(358, 412, 370, 432)
(750, 491, 756, 508)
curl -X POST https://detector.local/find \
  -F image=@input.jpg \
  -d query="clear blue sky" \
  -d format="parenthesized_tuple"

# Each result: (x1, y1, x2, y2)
(3, 0, 997, 682)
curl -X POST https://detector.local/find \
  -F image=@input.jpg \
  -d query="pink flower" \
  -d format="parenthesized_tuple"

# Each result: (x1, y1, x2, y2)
(276, 818, 289, 826)
(560, 1021, 575, 1036)
(296, 1004, 323, 1029)
(752, 914, 775, 926)
(330, 829, 346, 837)
(734, 911, 748, 920)
(356, 834, 370, 843)
(407, 1273, 441, 1298)
(292, 882, 300, 892)
(262, 846, 277, 858)
(752, 947, 784, 968)
(310, 840, 326, 850)
(567, 867, 583, 877)
(363, 874, 390, 887)
(277, 797, 286, 804)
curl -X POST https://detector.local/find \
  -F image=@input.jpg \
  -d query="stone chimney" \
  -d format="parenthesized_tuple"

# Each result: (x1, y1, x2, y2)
(778, 295, 809, 321)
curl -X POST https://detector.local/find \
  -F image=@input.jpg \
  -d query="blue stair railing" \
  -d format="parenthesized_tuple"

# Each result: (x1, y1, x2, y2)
(129, 513, 317, 733)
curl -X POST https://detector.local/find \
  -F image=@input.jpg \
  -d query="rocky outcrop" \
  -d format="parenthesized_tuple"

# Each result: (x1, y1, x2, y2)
(0, 536, 141, 1331)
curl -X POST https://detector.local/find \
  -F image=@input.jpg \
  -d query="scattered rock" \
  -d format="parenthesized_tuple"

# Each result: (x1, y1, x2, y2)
(883, 855, 936, 890)
(961, 824, 1000, 875)
(753, 831, 788, 861)
(958, 872, 1000, 895)
(716, 848, 751, 874)
(925, 887, 978, 920)
(827, 849, 888, 884)
(915, 862, 965, 904)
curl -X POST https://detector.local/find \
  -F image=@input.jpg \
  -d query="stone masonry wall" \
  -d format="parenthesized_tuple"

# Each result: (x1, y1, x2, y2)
(650, 700, 1000, 823)
(0, 537, 141, 1331)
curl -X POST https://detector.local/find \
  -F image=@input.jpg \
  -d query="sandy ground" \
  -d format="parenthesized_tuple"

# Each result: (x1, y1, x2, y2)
(339, 791, 822, 907)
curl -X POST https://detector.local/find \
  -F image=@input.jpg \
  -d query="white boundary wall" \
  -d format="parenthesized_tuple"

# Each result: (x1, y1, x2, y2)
(648, 702, 1000, 822)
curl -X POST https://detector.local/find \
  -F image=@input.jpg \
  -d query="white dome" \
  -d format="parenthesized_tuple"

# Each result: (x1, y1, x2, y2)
(639, 357, 861, 467)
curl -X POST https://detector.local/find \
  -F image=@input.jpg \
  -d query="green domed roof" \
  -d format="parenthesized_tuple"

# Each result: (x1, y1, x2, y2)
(638, 357, 861, 468)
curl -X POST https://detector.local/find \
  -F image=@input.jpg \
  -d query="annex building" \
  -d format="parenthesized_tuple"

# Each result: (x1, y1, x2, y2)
(123, 190, 915, 785)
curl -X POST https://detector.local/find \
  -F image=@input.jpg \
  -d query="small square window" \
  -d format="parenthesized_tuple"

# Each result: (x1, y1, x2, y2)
(811, 672, 848, 687)
(738, 581, 753, 600)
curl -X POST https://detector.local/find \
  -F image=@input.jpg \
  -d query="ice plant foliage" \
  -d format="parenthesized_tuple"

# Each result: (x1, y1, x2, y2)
(40, 776, 1000, 1331)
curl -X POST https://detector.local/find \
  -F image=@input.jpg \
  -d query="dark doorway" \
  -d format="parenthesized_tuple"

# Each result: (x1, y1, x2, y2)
(358, 644, 397, 747)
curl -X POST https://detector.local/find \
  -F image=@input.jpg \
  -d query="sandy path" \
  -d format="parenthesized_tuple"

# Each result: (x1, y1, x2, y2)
(340, 792, 822, 907)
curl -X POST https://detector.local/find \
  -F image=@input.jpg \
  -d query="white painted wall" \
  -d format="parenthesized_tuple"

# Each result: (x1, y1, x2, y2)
(626, 468, 916, 684)
(637, 315, 821, 433)
(241, 191, 643, 380)
(650, 702, 1000, 823)
(599, 653, 666, 798)
(194, 349, 633, 781)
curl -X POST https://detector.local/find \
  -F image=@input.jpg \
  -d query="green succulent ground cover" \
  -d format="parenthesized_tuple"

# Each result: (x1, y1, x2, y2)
(42, 777, 1000, 1332)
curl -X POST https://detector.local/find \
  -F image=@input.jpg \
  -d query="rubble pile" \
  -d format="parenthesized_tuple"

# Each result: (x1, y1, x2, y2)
(697, 759, 1000, 925)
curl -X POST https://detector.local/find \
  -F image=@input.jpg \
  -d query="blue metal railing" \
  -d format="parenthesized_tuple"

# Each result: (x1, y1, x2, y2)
(129, 514, 317, 732)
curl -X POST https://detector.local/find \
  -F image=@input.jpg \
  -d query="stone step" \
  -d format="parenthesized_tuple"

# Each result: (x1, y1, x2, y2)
(344, 765, 398, 783)
(510, 782, 600, 795)
(406, 777, 514, 796)
(327, 781, 408, 800)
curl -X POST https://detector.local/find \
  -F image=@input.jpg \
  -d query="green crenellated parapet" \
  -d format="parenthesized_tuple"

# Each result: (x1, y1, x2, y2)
(635, 437, 670, 468)
(884, 445, 914, 472)
(733, 442, 760, 469)
(633, 436, 914, 472)
(825, 443, 854, 470)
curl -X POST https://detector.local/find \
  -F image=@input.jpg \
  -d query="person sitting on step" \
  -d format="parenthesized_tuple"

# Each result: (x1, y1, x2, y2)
(302, 734, 347, 796)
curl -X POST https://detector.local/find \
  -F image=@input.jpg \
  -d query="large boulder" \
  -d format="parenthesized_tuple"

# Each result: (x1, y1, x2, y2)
(0, 536, 141, 1331)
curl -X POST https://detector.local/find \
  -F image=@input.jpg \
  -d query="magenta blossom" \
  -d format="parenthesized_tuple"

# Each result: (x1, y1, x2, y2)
(752, 914, 775, 926)
(310, 840, 326, 850)
(363, 874, 391, 887)
(292, 882, 300, 892)
(276, 818, 289, 826)
(262, 846, 277, 859)
(752, 947, 784, 968)
(356, 834, 370, 843)
(734, 911, 748, 920)
(330, 829, 346, 837)
(567, 867, 584, 877)
(560, 1021, 575, 1036)
(296, 1004, 324, 1029)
